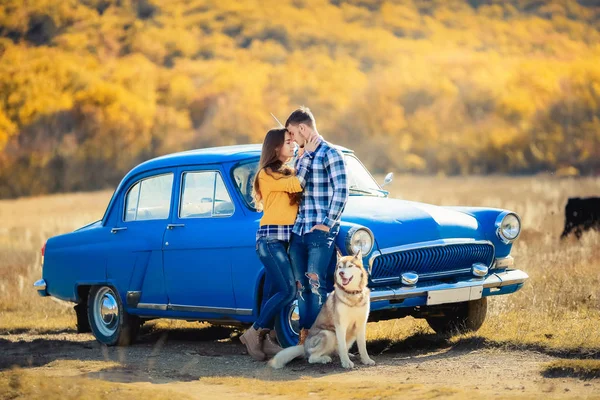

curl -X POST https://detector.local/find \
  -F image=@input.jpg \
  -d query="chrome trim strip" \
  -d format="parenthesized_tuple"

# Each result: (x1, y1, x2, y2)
(381, 239, 493, 256)
(370, 269, 528, 303)
(137, 303, 168, 310)
(136, 303, 254, 315)
(371, 268, 473, 284)
(33, 279, 46, 291)
(421, 268, 473, 278)
(169, 305, 253, 315)
(369, 239, 495, 270)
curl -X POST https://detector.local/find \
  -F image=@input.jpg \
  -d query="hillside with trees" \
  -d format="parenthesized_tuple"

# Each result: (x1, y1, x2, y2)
(0, 0, 599, 197)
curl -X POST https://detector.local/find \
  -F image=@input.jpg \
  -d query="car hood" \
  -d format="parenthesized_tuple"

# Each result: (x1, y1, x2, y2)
(342, 196, 482, 249)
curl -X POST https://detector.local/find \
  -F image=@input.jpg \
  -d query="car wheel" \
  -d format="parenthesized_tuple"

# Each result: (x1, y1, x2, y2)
(425, 297, 487, 335)
(87, 285, 139, 346)
(273, 299, 300, 348)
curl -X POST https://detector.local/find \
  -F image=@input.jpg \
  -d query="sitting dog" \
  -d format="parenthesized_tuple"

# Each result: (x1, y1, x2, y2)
(269, 250, 375, 369)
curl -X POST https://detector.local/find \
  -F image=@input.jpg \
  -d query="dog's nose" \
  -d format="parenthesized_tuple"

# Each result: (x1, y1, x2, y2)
(339, 271, 345, 277)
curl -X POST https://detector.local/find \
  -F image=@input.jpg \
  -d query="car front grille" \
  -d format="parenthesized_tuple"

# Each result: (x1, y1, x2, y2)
(369, 242, 495, 284)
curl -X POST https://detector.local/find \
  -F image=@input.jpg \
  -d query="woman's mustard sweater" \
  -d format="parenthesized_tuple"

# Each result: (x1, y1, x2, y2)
(258, 169, 302, 226)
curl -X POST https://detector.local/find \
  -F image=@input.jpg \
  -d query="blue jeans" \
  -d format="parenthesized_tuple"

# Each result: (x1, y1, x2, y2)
(289, 229, 338, 330)
(254, 237, 296, 330)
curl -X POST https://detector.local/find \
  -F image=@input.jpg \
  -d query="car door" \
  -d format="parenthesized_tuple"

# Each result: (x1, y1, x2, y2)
(161, 166, 238, 313)
(106, 170, 174, 307)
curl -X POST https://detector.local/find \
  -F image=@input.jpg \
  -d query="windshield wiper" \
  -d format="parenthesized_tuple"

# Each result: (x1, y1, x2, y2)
(349, 186, 376, 195)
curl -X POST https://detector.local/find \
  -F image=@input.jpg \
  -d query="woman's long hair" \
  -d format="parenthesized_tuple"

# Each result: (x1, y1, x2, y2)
(252, 128, 302, 211)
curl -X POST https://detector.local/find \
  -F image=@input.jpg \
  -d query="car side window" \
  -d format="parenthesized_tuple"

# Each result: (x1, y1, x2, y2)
(232, 161, 259, 210)
(124, 173, 174, 222)
(180, 171, 234, 218)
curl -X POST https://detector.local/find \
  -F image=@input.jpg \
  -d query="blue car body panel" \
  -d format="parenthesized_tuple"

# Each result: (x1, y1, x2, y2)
(40, 144, 527, 326)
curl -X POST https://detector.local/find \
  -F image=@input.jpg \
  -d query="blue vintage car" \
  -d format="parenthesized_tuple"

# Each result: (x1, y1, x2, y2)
(34, 144, 528, 347)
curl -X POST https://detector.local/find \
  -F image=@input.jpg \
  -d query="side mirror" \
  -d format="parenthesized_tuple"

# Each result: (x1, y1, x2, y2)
(382, 172, 394, 188)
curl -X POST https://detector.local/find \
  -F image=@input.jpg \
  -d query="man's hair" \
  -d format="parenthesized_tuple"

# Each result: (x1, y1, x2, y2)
(285, 106, 316, 129)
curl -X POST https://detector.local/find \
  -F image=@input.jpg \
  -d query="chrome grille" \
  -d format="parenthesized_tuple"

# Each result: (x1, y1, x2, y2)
(370, 242, 495, 284)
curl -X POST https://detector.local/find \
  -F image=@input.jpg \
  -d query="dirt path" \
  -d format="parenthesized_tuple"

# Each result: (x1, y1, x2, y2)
(1, 327, 599, 399)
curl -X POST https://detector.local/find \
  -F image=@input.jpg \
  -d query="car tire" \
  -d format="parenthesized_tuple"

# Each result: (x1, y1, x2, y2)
(425, 297, 487, 335)
(273, 299, 300, 348)
(87, 285, 139, 346)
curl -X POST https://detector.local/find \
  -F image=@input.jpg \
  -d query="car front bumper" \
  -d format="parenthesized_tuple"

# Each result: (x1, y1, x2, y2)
(370, 269, 528, 310)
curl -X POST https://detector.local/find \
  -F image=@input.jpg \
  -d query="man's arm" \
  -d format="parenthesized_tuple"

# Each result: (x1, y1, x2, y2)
(322, 147, 348, 229)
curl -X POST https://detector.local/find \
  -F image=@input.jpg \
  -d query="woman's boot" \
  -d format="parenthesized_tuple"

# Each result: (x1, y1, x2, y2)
(240, 327, 266, 361)
(262, 330, 283, 356)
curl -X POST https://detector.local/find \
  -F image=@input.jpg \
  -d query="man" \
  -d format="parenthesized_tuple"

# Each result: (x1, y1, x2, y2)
(286, 107, 349, 344)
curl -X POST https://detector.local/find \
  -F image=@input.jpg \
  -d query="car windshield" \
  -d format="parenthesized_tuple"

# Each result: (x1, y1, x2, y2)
(344, 155, 382, 196)
(232, 154, 383, 210)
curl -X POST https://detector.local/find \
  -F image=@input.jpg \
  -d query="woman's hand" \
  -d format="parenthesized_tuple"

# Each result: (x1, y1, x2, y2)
(304, 135, 320, 153)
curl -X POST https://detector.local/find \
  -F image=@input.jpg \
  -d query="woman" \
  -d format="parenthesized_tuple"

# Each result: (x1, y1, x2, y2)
(239, 128, 318, 360)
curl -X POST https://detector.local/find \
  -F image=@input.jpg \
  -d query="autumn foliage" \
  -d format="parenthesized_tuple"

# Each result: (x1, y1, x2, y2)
(0, 0, 599, 197)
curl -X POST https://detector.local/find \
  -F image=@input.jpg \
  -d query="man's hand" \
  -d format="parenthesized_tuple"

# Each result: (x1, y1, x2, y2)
(310, 224, 330, 233)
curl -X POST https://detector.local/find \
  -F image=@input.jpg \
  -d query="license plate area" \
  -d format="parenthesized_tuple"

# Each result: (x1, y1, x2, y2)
(426, 286, 483, 306)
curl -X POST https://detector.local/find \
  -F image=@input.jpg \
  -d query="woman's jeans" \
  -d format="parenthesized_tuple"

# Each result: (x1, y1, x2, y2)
(289, 229, 338, 330)
(254, 237, 296, 330)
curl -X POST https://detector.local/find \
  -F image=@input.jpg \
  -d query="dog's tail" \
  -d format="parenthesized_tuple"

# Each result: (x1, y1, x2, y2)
(268, 345, 304, 369)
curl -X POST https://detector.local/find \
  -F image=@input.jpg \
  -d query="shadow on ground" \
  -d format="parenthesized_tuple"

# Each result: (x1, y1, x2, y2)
(2, 324, 599, 384)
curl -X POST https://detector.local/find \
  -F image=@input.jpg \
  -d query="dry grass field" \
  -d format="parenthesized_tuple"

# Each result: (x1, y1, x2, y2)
(1, 175, 599, 398)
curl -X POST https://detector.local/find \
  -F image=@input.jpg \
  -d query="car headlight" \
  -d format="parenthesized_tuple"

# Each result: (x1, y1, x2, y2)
(345, 226, 374, 256)
(495, 212, 521, 244)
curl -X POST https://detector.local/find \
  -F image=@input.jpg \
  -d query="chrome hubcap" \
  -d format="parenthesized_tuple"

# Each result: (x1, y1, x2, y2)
(287, 300, 300, 336)
(94, 287, 119, 337)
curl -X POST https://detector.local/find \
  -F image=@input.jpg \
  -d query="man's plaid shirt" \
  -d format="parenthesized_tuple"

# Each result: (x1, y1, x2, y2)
(293, 138, 348, 236)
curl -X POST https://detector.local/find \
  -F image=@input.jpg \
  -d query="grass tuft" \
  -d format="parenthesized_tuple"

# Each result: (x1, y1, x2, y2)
(542, 360, 600, 380)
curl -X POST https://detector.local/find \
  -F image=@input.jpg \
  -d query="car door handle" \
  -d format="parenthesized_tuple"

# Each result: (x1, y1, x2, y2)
(111, 227, 128, 234)
(167, 224, 185, 230)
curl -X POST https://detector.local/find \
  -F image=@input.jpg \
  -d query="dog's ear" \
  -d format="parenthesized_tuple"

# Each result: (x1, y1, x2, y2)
(336, 249, 343, 260)
(353, 249, 362, 260)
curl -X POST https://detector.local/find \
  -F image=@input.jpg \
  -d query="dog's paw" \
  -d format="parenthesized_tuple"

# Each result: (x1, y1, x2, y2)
(361, 357, 375, 366)
(348, 352, 357, 359)
(308, 355, 332, 364)
(341, 359, 355, 369)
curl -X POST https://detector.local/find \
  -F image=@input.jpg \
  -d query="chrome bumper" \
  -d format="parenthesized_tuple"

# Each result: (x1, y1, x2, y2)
(33, 279, 48, 296)
(370, 269, 528, 303)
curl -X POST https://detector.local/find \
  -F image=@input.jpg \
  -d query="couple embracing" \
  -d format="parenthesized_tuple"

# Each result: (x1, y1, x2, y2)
(240, 107, 349, 360)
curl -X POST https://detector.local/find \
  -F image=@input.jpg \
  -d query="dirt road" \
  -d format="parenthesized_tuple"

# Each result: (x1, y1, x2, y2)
(1, 326, 599, 399)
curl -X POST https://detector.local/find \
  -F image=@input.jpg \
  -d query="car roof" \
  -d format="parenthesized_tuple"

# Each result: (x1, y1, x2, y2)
(103, 143, 354, 225)
(127, 143, 353, 177)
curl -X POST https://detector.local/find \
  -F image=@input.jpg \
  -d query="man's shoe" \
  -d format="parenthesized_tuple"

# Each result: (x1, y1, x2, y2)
(262, 330, 283, 356)
(240, 327, 266, 361)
